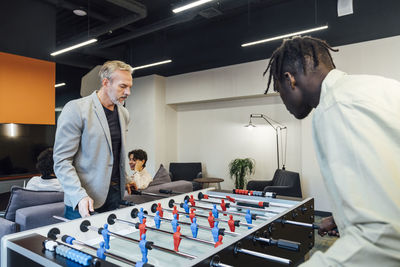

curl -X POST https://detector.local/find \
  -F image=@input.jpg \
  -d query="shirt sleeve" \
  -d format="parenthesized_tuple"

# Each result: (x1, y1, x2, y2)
(131, 169, 153, 190)
(53, 101, 88, 209)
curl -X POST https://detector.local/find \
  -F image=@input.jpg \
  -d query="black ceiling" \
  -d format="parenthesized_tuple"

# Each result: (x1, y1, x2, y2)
(51, 0, 400, 77)
(2, 0, 400, 83)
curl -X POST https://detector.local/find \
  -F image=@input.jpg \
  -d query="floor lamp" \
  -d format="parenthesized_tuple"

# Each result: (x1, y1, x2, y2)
(245, 113, 287, 170)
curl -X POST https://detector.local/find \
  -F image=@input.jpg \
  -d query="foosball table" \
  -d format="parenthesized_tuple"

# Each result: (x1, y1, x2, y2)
(1, 188, 316, 267)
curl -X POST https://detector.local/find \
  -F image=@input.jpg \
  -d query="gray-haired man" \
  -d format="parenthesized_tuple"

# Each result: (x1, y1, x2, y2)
(54, 60, 133, 219)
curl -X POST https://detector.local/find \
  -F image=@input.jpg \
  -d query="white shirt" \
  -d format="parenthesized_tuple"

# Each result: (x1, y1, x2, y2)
(305, 69, 400, 265)
(25, 176, 64, 192)
(130, 168, 153, 190)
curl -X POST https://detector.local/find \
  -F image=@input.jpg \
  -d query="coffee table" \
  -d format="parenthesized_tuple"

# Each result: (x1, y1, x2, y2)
(193, 177, 224, 189)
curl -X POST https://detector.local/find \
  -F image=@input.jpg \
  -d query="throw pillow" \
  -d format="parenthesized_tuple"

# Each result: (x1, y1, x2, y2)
(4, 186, 64, 222)
(148, 164, 171, 187)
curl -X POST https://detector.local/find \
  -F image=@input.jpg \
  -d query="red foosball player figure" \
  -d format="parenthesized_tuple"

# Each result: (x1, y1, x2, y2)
(208, 211, 215, 228)
(189, 208, 196, 223)
(220, 199, 227, 216)
(173, 226, 182, 251)
(172, 206, 179, 220)
(228, 215, 235, 232)
(156, 203, 164, 217)
(139, 218, 147, 240)
(214, 235, 223, 248)
(189, 195, 196, 206)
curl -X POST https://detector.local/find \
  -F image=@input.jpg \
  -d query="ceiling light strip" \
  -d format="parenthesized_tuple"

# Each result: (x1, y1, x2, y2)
(173, 0, 214, 13)
(132, 60, 172, 71)
(50, 39, 97, 56)
(55, 83, 66, 88)
(241, 25, 328, 47)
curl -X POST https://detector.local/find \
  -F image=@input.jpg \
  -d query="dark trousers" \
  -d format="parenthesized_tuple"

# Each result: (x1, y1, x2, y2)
(64, 185, 121, 220)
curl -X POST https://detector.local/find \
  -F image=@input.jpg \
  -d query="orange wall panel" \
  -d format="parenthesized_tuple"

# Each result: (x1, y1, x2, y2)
(0, 52, 55, 124)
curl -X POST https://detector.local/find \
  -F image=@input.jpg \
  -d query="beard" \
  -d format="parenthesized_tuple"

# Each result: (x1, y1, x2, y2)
(107, 90, 125, 106)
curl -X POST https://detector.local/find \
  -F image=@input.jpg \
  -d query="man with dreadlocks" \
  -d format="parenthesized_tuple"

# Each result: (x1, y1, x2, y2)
(264, 36, 400, 266)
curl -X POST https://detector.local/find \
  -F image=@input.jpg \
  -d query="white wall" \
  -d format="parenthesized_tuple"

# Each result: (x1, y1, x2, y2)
(125, 75, 177, 176)
(128, 35, 400, 212)
(176, 96, 301, 190)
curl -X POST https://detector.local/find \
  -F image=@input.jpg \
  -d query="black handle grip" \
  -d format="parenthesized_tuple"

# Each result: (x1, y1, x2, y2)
(237, 202, 265, 209)
(159, 189, 173, 194)
(119, 200, 135, 206)
(145, 241, 154, 250)
(131, 189, 142, 195)
(276, 239, 300, 251)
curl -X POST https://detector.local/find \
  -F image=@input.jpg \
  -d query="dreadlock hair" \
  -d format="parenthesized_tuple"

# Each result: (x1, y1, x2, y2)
(263, 36, 339, 94)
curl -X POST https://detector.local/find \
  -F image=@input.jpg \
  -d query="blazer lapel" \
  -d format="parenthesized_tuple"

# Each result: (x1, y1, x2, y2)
(91, 91, 112, 153)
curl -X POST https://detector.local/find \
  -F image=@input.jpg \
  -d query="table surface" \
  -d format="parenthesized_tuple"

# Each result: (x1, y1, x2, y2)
(193, 177, 224, 183)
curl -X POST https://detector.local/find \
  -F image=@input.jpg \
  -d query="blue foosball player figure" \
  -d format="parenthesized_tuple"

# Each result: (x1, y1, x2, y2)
(139, 234, 149, 264)
(96, 241, 106, 260)
(212, 221, 219, 242)
(191, 217, 198, 238)
(212, 204, 219, 218)
(245, 210, 252, 229)
(171, 214, 179, 232)
(154, 211, 161, 229)
(183, 199, 190, 213)
(101, 224, 110, 249)
(138, 207, 145, 224)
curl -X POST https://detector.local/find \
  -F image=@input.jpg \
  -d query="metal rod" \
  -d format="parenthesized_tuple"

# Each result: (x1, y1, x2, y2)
(236, 247, 291, 265)
(146, 225, 215, 246)
(196, 198, 280, 213)
(87, 224, 196, 259)
(144, 213, 239, 237)
(163, 207, 254, 228)
(55, 234, 137, 266)
(277, 219, 319, 229)
(182, 202, 270, 220)
(203, 193, 293, 212)
(114, 218, 214, 246)
(253, 236, 300, 252)
(217, 194, 291, 208)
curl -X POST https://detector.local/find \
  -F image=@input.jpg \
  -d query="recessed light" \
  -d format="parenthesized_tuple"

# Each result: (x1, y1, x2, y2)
(73, 9, 87, 16)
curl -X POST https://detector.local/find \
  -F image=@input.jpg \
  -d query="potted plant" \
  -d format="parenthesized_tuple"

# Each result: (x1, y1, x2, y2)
(229, 158, 255, 189)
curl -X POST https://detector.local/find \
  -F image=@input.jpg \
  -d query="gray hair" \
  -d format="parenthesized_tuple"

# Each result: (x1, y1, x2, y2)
(99, 60, 133, 82)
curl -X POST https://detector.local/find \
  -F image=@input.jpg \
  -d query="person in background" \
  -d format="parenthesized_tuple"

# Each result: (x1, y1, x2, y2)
(54, 60, 133, 219)
(126, 149, 152, 194)
(26, 148, 63, 191)
(263, 35, 400, 266)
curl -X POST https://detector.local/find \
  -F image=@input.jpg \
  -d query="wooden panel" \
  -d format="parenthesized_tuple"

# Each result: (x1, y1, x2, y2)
(0, 52, 55, 124)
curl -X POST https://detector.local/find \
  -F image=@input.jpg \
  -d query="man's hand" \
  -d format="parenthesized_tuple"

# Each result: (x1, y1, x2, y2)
(78, 196, 94, 218)
(126, 181, 137, 195)
(318, 216, 339, 237)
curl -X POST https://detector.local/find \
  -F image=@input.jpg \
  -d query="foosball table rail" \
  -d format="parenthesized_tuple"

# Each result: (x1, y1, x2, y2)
(191, 193, 315, 267)
(1, 189, 315, 267)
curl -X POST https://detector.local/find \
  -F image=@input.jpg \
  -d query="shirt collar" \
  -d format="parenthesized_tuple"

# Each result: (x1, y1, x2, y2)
(320, 69, 346, 103)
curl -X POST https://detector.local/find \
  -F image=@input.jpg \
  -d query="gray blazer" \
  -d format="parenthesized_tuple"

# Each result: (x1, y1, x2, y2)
(53, 91, 130, 209)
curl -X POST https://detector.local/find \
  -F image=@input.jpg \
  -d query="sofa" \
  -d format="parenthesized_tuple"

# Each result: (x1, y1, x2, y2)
(247, 169, 303, 198)
(0, 186, 64, 259)
(0, 165, 193, 256)
(124, 164, 193, 204)
(169, 162, 203, 191)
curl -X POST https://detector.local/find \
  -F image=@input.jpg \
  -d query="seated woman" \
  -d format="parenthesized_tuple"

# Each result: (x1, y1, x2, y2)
(126, 149, 153, 194)
(26, 148, 63, 191)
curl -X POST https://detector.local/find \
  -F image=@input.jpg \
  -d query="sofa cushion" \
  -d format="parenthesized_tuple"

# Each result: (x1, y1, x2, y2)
(148, 164, 171, 186)
(4, 186, 64, 222)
